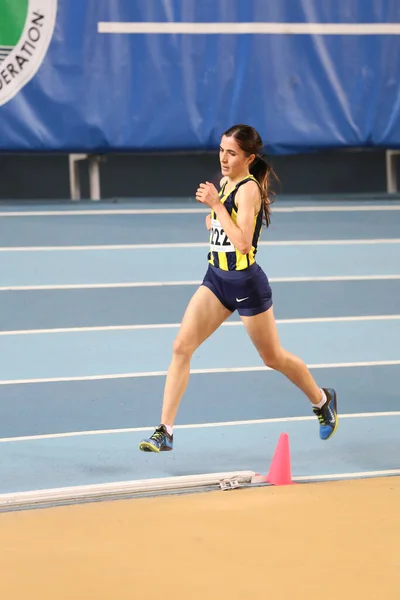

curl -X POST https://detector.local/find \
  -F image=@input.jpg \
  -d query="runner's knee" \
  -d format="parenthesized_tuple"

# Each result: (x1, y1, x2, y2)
(172, 336, 195, 360)
(262, 348, 285, 371)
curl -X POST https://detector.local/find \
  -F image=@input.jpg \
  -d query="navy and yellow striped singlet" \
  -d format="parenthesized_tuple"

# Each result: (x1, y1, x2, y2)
(208, 174, 263, 271)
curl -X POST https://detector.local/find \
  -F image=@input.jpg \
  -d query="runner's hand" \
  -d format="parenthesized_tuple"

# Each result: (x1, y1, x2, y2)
(196, 182, 220, 209)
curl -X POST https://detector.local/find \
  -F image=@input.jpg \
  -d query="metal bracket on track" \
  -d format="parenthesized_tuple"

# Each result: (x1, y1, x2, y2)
(219, 477, 242, 491)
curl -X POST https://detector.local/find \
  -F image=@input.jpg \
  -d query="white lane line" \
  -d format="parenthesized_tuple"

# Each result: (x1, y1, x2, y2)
(1, 314, 400, 336)
(1, 359, 400, 386)
(1, 205, 400, 216)
(273, 206, 400, 213)
(1, 411, 399, 443)
(0, 208, 209, 217)
(98, 22, 400, 36)
(1, 238, 400, 251)
(1, 274, 400, 291)
(0, 280, 201, 291)
(293, 469, 400, 482)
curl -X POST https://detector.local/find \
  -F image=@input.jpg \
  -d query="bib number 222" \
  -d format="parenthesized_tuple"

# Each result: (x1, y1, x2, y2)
(211, 226, 231, 247)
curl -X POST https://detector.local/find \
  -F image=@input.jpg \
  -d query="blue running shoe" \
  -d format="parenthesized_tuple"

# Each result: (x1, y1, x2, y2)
(313, 388, 338, 440)
(139, 425, 173, 453)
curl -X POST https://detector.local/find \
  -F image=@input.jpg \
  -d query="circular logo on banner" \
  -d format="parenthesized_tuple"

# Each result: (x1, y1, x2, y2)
(0, 0, 58, 106)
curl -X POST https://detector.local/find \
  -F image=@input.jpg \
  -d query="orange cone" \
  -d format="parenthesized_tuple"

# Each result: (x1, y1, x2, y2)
(266, 433, 294, 486)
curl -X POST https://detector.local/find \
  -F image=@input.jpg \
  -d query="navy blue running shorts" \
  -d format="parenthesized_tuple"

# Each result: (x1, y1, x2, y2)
(201, 263, 273, 316)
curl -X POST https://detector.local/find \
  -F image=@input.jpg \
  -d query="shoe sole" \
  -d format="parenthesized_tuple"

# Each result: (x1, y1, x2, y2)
(139, 441, 160, 453)
(322, 388, 338, 441)
(138, 441, 173, 453)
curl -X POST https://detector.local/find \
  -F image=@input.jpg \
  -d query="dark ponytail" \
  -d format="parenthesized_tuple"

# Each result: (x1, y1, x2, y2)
(223, 124, 278, 227)
(249, 155, 278, 227)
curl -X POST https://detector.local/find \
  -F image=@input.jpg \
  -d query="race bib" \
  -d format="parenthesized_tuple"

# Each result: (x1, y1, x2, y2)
(209, 218, 235, 253)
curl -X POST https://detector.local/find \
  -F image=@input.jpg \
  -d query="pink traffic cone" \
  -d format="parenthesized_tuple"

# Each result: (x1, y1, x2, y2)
(266, 433, 294, 486)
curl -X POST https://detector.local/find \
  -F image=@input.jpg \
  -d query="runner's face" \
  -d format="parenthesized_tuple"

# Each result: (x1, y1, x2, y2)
(219, 135, 253, 178)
